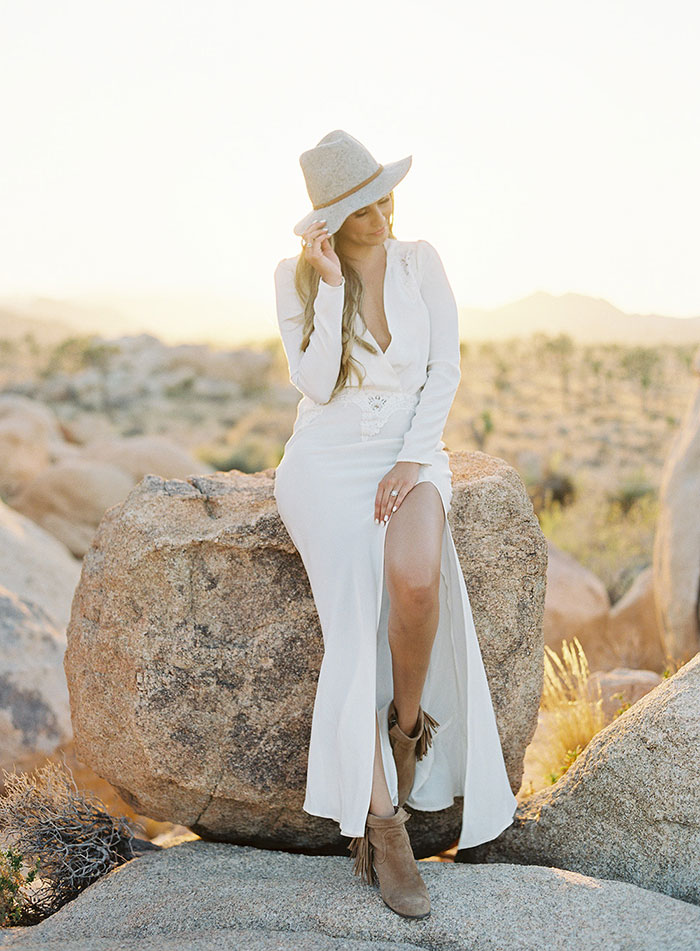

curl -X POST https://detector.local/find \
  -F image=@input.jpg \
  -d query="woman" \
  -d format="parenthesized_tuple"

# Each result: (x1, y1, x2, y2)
(273, 130, 517, 920)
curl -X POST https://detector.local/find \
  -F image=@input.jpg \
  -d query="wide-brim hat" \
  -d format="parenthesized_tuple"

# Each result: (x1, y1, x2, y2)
(293, 129, 412, 237)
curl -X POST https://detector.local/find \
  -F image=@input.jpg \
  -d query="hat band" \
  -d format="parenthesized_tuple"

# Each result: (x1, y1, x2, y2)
(312, 165, 385, 210)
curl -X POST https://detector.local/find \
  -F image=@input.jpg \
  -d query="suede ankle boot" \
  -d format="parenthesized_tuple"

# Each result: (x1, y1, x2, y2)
(387, 699, 440, 807)
(347, 805, 430, 919)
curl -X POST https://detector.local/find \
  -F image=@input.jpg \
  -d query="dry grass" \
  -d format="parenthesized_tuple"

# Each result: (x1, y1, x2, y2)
(518, 637, 607, 797)
(539, 637, 607, 782)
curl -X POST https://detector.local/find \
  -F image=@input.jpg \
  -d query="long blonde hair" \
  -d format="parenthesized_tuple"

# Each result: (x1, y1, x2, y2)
(292, 193, 396, 402)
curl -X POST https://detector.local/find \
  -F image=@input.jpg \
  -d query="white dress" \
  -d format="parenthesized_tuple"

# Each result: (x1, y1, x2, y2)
(273, 236, 517, 849)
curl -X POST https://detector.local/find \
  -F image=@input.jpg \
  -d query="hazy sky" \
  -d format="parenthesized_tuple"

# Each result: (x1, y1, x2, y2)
(1, 0, 699, 338)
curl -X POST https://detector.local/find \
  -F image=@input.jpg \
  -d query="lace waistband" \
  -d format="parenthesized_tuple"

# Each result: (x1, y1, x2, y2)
(297, 388, 419, 439)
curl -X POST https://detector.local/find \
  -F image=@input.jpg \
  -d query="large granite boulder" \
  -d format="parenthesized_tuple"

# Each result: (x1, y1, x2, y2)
(63, 452, 546, 855)
(586, 666, 663, 721)
(79, 433, 216, 482)
(10, 437, 216, 558)
(459, 653, 700, 906)
(0, 585, 72, 777)
(11, 459, 134, 557)
(0, 499, 81, 630)
(0, 394, 63, 501)
(606, 566, 667, 673)
(543, 540, 612, 670)
(1, 840, 699, 951)
(653, 344, 700, 664)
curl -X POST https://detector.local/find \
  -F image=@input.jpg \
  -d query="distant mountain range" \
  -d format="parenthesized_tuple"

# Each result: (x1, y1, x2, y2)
(0, 290, 698, 348)
(461, 290, 700, 345)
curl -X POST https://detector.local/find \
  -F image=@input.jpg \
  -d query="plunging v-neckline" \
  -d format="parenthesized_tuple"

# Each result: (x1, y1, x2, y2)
(361, 239, 393, 356)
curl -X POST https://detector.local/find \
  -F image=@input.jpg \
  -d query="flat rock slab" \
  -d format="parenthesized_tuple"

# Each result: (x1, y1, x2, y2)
(2, 840, 699, 951)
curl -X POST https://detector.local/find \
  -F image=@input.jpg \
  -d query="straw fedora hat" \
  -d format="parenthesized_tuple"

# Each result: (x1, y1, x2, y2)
(293, 130, 412, 238)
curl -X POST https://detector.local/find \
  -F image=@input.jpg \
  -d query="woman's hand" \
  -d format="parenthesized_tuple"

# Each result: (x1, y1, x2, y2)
(375, 461, 422, 525)
(301, 220, 343, 286)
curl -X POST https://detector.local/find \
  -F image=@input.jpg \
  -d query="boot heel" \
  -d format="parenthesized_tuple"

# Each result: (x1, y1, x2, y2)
(365, 806, 430, 919)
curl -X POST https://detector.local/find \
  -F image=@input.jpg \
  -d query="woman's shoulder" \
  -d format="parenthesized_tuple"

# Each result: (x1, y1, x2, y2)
(274, 254, 301, 291)
(390, 236, 441, 259)
(389, 236, 438, 249)
(389, 237, 441, 282)
(275, 253, 301, 273)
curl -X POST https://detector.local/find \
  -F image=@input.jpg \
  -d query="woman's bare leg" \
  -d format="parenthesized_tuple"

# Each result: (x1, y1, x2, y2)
(369, 710, 394, 816)
(368, 481, 444, 813)
(384, 482, 444, 734)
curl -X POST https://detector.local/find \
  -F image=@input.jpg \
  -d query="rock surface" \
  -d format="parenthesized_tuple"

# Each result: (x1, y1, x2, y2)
(653, 344, 700, 663)
(606, 566, 667, 672)
(0, 499, 81, 630)
(586, 666, 663, 721)
(0, 585, 72, 777)
(542, 539, 612, 670)
(79, 433, 215, 483)
(1, 839, 699, 951)
(63, 453, 546, 855)
(0, 394, 63, 501)
(11, 459, 134, 557)
(459, 653, 700, 906)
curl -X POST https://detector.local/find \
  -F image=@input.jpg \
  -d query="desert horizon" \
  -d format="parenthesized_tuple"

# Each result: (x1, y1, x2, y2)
(1, 286, 699, 350)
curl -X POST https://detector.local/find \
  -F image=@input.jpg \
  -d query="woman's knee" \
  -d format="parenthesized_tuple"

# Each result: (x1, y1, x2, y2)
(387, 566, 440, 618)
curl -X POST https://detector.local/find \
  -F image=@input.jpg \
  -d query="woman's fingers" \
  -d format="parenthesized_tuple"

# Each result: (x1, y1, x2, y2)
(302, 222, 342, 284)
(374, 484, 389, 524)
(375, 481, 408, 525)
(302, 220, 328, 253)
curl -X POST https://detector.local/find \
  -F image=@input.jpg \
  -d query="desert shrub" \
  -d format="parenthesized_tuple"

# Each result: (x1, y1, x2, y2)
(539, 485, 658, 604)
(0, 758, 138, 924)
(529, 451, 576, 512)
(470, 409, 494, 450)
(607, 468, 655, 515)
(164, 375, 196, 398)
(206, 438, 283, 474)
(620, 346, 661, 412)
(40, 335, 118, 377)
(0, 846, 41, 927)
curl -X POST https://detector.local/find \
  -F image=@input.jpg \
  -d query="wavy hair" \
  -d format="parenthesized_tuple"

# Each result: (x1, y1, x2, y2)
(292, 192, 396, 402)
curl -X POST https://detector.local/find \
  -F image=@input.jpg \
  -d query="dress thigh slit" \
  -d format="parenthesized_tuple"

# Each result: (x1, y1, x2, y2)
(274, 403, 518, 847)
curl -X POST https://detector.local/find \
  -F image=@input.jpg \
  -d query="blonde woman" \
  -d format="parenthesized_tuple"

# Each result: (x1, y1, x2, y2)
(273, 130, 516, 919)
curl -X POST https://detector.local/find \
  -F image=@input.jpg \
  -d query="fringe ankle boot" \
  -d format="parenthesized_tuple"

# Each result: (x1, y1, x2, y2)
(347, 805, 430, 919)
(387, 699, 440, 807)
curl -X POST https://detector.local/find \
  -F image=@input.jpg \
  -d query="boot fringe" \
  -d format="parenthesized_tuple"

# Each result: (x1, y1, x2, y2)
(416, 709, 440, 760)
(348, 828, 375, 885)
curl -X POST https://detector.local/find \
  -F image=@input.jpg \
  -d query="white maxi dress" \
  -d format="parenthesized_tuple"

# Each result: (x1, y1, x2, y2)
(273, 237, 517, 850)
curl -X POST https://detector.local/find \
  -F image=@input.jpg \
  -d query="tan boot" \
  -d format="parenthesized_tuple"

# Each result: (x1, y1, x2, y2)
(387, 699, 440, 807)
(347, 805, 430, 919)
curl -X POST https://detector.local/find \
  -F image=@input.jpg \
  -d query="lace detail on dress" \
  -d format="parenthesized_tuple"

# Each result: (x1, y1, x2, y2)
(330, 388, 419, 439)
(294, 388, 418, 439)
(395, 243, 421, 302)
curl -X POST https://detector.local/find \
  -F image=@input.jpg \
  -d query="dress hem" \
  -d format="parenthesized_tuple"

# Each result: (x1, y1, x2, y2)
(304, 797, 519, 848)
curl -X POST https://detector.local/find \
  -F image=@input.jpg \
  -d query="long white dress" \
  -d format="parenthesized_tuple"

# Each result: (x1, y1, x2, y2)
(273, 236, 517, 850)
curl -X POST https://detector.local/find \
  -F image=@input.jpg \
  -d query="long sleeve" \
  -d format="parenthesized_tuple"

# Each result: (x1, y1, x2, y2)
(394, 240, 462, 466)
(274, 257, 346, 405)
